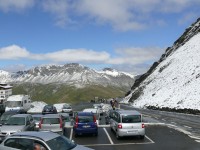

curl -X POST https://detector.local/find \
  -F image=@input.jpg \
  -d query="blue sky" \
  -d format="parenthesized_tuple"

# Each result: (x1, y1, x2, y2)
(0, 0, 200, 75)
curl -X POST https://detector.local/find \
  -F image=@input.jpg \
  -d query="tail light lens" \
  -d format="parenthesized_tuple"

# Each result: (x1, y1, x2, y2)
(118, 124, 122, 129)
(142, 123, 145, 128)
(39, 118, 43, 129)
(59, 118, 63, 128)
(93, 116, 97, 126)
(74, 117, 78, 128)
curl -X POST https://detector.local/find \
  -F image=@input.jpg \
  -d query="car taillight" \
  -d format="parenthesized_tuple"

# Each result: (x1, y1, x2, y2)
(142, 123, 145, 128)
(118, 124, 122, 129)
(60, 118, 63, 128)
(74, 117, 78, 128)
(93, 116, 97, 126)
(39, 118, 43, 129)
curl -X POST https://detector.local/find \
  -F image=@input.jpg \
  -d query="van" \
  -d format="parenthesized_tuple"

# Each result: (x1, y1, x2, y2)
(110, 110, 145, 139)
(5, 95, 32, 113)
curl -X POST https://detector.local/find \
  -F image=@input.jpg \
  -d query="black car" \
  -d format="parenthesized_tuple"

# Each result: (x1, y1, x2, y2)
(42, 105, 57, 115)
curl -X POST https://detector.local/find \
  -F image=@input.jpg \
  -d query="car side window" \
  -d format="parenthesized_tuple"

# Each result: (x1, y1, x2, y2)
(4, 138, 34, 150)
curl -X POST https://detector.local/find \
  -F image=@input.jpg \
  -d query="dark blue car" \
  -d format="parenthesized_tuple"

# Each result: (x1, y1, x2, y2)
(73, 112, 98, 137)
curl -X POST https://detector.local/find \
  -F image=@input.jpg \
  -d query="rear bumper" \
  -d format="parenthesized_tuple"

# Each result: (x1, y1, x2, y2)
(117, 128, 145, 137)
(73, 127, 98, 135)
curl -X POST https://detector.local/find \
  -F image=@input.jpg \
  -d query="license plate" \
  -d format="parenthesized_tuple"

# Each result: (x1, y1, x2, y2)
(83, 125, 90, 128)
(127, 130, 137, 133)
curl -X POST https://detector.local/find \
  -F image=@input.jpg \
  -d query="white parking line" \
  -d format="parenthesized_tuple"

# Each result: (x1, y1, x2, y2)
(103, 128, 114, 145)
(145, 135, 155, 143)
(70, 129, 73, 140)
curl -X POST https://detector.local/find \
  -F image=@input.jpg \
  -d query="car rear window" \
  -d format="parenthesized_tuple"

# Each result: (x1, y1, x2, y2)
(43, 118, 60, 124)
(78, 116, 93, 123)
(122, 115, 141, 123)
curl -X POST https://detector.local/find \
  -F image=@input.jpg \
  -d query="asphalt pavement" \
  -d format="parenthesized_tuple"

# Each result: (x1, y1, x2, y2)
(66, 102, 200, 150)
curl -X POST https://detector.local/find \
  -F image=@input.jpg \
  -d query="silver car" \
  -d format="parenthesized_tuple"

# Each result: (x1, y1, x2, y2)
(39, 114, 63, 134)
(0, 131, 94, 150)
(32, 114, 43, 131)
(110, 110, 145, 139)
(0, 114, 35, 142)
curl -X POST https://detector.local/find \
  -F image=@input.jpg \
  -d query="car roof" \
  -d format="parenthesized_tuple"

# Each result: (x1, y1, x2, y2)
(42, 114, 60, 118)
(10, 131, 60, 141)
(77, 112, 93, 116)
(116, 110, 141, 115)
(2, 111, 20, 115)
(32, 114, 43, 117)
(11, 114, 31, 117)
(83, 108, 97, 113)
(59, 113, 70, 116)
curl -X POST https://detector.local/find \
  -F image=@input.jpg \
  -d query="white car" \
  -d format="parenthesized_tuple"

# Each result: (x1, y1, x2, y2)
(54, 103, 73, 115)
(93, 104, 103, 115)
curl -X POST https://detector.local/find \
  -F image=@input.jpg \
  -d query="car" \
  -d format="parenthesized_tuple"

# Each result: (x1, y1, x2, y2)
(62, 104, 73, 115)
(0, 114, 35, 142)
(59, 113, 72, 136)
(32, 114, 44, 131)
(42, 105, 57, 115)
(93, 104, 103, 115)
(110, 110, 145, 139)
(38, 114, 63, 134)
(82, 108, 101, 125)
(0, 131, 94, 150)
(0, 110, 23, 126)
(105, 108, 123, 124)
(73, 112, 98, 137)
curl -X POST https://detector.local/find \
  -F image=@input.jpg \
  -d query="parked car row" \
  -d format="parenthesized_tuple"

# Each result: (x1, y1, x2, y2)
(0, 103, 94, 150)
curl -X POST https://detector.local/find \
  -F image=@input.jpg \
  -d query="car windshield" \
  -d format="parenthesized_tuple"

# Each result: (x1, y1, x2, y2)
(0, 114, 13, 121)
(78, 116, 93, 123)
(46, 135, 76, 150)
(6, 101, 22, 107)
(122, 115, 141, 123)
(43, 118, 60, 124)
(33, 116, 42, 121)
(6, 117, 25, 125)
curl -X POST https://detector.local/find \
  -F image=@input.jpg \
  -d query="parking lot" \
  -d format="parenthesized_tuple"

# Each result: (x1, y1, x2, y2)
(64, 103, 200, 150)
(63, 125, 200, 150)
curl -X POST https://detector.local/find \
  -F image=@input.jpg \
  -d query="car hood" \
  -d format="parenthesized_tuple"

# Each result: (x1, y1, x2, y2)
(72, 144, 94, 150)
(1, 125, 25, 133)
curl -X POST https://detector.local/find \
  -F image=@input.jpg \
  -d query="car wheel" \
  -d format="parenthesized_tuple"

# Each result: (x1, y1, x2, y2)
(74, 133, 78, 138)
(116, 132, 120, 140)
(95, 132, 98, 136)
(140, 135, 145, 139)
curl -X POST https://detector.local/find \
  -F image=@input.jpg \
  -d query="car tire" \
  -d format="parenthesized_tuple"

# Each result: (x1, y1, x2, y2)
(116, 132, 120, 140)
(74, 133, 78, 138)
(95, 132, 98, 136)
(140, 135, 145, 139)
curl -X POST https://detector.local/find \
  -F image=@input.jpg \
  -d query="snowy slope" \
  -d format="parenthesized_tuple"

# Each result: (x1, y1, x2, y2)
(126, 18, 200, 110)
(131, 32, 200, 110)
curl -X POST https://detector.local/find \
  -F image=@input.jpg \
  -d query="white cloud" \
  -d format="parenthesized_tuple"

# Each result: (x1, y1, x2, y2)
(0, 0, 34, 12)
(108, 47, 164, 65)
(43, 49, 110, 63)
(41, 0, 73, 27)
(0, 45, 30, 59)
(0, 45, 164, 74)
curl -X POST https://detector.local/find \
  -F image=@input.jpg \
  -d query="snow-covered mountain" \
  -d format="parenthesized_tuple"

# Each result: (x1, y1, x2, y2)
(0, 63, 134, 88)
(127, 18, 200, 110)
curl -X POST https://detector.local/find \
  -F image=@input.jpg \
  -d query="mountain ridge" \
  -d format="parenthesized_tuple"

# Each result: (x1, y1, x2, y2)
(0, 63, 134, 89)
